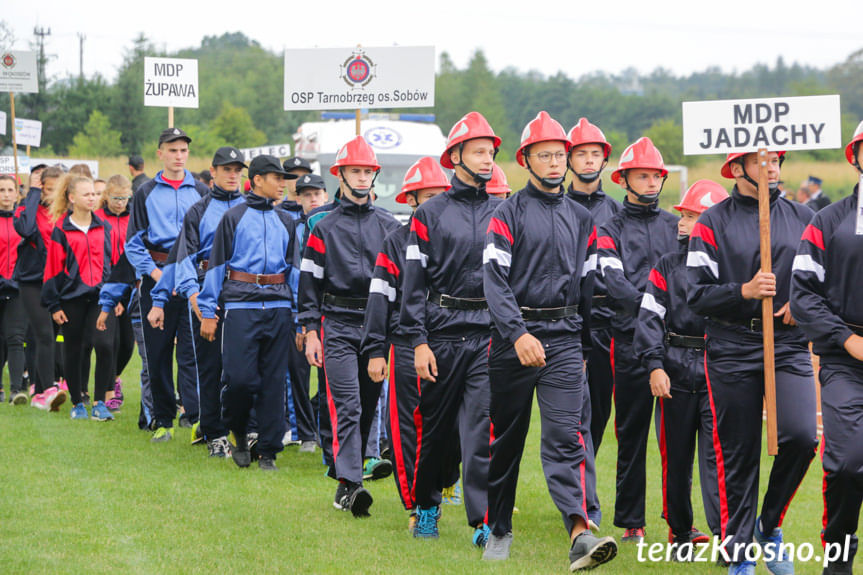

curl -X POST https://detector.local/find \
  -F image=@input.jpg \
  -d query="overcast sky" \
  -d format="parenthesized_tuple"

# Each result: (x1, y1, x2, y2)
(4, 1, 860, 83)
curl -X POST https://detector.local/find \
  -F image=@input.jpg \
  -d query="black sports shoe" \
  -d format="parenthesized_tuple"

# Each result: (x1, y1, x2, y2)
(348, 484, 373, 518)
(569, 531, 618, 571)
(231, 431, 251, 468)
(258, 456, 278, 471)
(247, 432, 259, 461)
(178, 414, 193, 428)
(333, 482, 350, 511)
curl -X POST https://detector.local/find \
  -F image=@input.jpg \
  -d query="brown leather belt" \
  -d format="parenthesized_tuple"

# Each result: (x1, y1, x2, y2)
(227, 270, 285, 285)
(149, 250, 169, 263)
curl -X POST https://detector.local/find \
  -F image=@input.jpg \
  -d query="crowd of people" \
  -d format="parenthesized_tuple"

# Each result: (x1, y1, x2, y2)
(3, 111, 863, 575)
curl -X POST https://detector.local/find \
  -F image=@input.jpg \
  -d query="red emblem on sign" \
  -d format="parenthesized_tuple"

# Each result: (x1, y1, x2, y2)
(340, 49, 375, 88)
(1, 53, 16, 69)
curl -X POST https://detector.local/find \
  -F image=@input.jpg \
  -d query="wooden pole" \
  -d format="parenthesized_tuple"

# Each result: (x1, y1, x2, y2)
(168, 106, 174, 129)
(757, 147, 779, 456)
(355, 108, 361, 137)
(9, 92, 19, 182)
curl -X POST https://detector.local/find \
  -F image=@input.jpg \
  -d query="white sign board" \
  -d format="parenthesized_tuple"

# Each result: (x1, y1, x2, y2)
(0, 51, 38, 93)
(683, 95, 841, 155)
(14, 118, 42, 147)
(144, 57, 199, 108)
(240, 143, 292, 163)
(35, 158, 99, 178)
(284, 46, 435, 111)
(0, 111, 6, 136)
(0, 156, 29, 174)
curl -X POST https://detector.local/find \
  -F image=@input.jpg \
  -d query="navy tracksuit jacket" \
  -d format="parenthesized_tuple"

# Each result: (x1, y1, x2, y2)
(484, 181, 596, 536)
(126, 170, 208, 429)
(791, 186, 863, 554)
(687, 186, 817, 561)
(298, 195, 400, 485)
(633, 239, 721, 538)
(400, 176, 501, 527)
(198, 192, 296, 459)
(597, 196, 678, 529)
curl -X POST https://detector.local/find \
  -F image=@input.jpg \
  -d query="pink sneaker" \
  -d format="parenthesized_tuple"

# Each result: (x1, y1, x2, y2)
(113, 378, 124, 403)
(105, 397, 122, 412)
(30, 393, 48, 410)
(43, 386, 68, 412)
(29, 384, 35, 396)
(57, 379, 68, 392)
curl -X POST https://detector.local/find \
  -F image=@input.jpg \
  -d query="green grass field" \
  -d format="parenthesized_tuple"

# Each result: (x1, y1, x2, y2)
(0, 350, 842, 574)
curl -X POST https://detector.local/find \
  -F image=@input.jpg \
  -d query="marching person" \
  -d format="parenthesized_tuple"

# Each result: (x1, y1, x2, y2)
(197, 154, 296, 471)
(401, 111, 500, 545)
(281, 156, 314, 219)
(687, 150, 818, 575)
(361, 157, 450, 529)
(790, 122, 863, 574)
(148, 146, 246, 457)
(485, 165, 511, 198)
(482, 111, 617, 570)
(125, 127, 208, 442)
(0, 174, 28, 405)
(596, 137, 678, 543)
(633, 179, 728, 554)
(299, 136, 399, 516)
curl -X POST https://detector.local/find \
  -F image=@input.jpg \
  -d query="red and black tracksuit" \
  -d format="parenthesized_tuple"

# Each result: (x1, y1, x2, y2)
(633, 239, 721, 539)
(687, 186, 817, 562)
(42, 212, 117, 405)
(298, 195, 400, 485)
(13, 187, 58, 393)
(484, 181, 596, 536)
(597, 197, 678, 529)
(0, 208, 26, 394)
(790, 186, 862, 561)
(567, 183, 621, 527)
(400, 176, 501, 527)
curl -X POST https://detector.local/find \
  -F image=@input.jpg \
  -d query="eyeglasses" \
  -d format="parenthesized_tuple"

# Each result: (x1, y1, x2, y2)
(527, 151, 567, 163)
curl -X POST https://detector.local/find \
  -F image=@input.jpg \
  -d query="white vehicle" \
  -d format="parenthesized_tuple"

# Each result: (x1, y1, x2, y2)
(293, 113, 447, 219)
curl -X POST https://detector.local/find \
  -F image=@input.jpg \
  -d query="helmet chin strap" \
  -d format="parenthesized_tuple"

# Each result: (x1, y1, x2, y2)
(622, 171, 665, 204)
(340, 167, 379, 198)
(568, 157, 608, 184)
(455, 142, 494, 186)
(854, 143, 862, 174)
(525, 156, 565, 190)
(736, 156, 784, 192)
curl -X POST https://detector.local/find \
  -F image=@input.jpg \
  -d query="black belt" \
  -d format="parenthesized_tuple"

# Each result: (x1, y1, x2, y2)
(428, 291, 487, 311)
(846, 322, 863, 337)
(324, 293, 368, 310)
(710, 317, 796, 332)
(520, 305, 579, 321)
(665, 332, 705, 349)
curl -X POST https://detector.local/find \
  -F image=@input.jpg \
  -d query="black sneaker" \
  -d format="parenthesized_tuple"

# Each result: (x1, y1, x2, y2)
(259, 456, 278, 471)
(247, 432, 259, 461)
(333, 482, 350, 511)
(231, 432, 251, 468)
(670, 534, 695, 562)
(207, 436, 231, 458)
(569, 531, 618, 571)
(347, 483, 373, 518)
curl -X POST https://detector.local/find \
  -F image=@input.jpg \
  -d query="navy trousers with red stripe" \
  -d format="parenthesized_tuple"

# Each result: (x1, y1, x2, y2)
(386, 343, 421, 510)
(705, 327, 817, 561)
(819, 361, 863, 547)
(322, 318, 382, 485)
(488, 335, 589, 536)
(587, 327, 615, 455)
(413, 334, 490, 527)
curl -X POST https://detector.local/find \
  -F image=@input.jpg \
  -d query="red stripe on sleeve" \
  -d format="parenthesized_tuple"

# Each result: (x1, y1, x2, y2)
(691, 222, 717, 249)
(410, 217, 429, 242)
(588, 226, 597, 247)
(375, 252, 400, 278)
(487, 217, 514, 245)
(307, 233, 326, 254)
(597, 235, 616, 250)
(801, 224, 825, 251)
(649, 268, 667, 292)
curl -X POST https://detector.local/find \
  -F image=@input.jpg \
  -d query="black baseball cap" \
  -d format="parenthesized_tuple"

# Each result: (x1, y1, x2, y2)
(212, 147, 247, 168)
(283, 156, 312, 173)
(295, 173, 325, 193)
(158, 127, 192, 145)
(248, 155, 297, 182)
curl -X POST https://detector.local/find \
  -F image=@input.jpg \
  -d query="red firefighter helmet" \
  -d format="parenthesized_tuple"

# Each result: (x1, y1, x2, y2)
(720, 150, 786, 179)
(567, 117, 612, 158)
(611, 137, 667, 184)
(395, 157, 451, 204)
(329, 136, 381, 176)
(440, 112, 501, 169)
(486, 165, 511, 197)
(845, 120, 863, 166)
(516, 111, 571, 168)
(674, 180, 729, 214)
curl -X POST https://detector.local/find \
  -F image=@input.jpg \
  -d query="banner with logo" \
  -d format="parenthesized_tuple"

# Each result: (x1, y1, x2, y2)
(0, 51, 38, 93)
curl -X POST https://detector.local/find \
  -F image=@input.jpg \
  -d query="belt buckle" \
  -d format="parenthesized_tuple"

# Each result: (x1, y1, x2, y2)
(255, 273, 264, 286)
(439, 294, 452, 309)
(749, 318, 759, 331)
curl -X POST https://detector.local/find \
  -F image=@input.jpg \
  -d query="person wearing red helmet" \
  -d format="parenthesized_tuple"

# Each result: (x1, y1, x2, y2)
(633, 180, 728, 556)
(596, 137, 679, 544)
(401, 111, 500, 544)
(485, 165, 511, 198)
(482, 111, 617, 569)
(360, 157, 450, 530)
(791, 120, 863, 574)
(687, 150, 817, 575)
(299, 136, 400, 516)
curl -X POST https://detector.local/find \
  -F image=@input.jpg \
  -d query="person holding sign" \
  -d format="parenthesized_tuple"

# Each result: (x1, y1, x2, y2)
(481, 111, 617, 569)
(790, 122, 863, 574)
(400, 112, 500, 545)
(686, 150, 817, 575)
(298, 136, 399, 516)
(595, 137, 678, 544)
(125, 127, 209, 443)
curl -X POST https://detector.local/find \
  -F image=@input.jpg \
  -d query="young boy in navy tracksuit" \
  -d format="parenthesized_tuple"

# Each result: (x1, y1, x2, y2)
(633, 180, 727, 554)
(791, 122, 863, 574)
(197, 155, 296, 471)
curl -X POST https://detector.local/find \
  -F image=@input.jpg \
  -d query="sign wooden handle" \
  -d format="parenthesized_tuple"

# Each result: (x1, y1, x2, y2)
(9, 92, 19, 179)
(757, 147, 779, 456)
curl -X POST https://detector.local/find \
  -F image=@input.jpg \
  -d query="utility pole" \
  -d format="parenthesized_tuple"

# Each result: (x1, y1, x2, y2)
(78, 33, 85, 79)
(33, 26, 51, 92)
